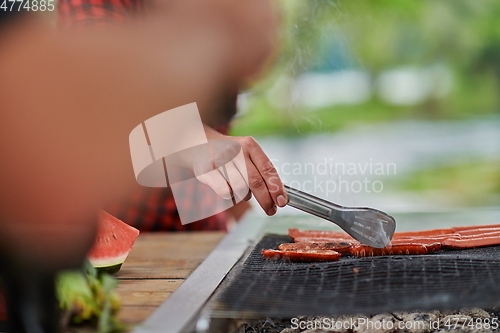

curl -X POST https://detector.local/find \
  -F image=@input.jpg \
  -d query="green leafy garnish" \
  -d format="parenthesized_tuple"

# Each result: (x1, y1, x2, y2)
(56, 261, 126, 332)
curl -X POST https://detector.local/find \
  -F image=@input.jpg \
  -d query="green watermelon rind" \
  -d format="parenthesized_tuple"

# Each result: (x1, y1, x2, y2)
(87, 210, 139, 274)
(95, 264, 123, 275)
(88, 251, 130, 268)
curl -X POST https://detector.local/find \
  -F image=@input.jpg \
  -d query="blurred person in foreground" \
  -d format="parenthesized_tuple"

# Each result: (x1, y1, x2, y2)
(0, 1, 286, 331)
(57, 0, 256, 232)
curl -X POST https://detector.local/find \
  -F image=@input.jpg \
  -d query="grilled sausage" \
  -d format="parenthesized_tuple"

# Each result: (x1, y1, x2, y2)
(390, 235, 448, 245)
(288, 228, 350, 241)
(293, 236, 359, 244)
(281, 224, 500, 261)
(451, 223, 500, 233)
(293, 234, 446, 246)
(290, 228, 451, 244)
(349, 243, 442, 257)
(261, 249, 342, 262)
(443, 232, 500, 248)
(455, 228, 500, 237)
(392, 229, 453, 237)
(278, 242, 353, 254)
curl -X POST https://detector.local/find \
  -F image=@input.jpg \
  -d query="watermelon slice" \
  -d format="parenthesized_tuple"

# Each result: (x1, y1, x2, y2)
(87, 210, 140, 274)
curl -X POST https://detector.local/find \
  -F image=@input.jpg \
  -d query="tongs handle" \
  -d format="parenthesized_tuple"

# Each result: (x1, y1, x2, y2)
(284, 185, 341, 220)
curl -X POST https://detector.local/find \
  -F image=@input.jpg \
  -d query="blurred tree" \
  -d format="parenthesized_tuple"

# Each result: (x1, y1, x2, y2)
(235, 0, 500, 136)
(279, 0, 500, 77)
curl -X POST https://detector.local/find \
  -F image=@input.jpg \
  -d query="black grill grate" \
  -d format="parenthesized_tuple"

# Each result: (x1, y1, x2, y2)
(212, 234, 500, 318)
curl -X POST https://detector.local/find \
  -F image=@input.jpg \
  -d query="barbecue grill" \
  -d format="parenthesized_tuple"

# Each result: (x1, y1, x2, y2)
(134, 208, 500, 333)
(215, 234, 500, 317)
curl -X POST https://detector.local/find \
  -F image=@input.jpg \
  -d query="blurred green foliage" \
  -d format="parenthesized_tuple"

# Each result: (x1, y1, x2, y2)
(231, 0, 500, 137)
(57, 262, 125, 332)
(232, 95, 409, 136)
(394, 160, 500, 207)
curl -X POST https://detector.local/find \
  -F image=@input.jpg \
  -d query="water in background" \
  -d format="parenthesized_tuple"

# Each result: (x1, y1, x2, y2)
(252, 117, 500, 215)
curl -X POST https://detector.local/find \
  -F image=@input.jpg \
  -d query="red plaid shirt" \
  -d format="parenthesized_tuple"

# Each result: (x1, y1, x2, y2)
(58, 0, 231, 231)
(58, 0, 145, 27)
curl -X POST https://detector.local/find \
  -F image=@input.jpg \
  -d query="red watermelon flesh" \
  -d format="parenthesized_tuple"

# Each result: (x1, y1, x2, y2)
(87, 210, 139, 272)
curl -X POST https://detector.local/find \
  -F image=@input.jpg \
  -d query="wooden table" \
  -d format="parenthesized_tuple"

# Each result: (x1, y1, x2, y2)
(114, 232, 225, 328)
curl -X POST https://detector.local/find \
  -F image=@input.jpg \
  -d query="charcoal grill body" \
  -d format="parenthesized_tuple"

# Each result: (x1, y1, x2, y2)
(133, 209, 500, 333)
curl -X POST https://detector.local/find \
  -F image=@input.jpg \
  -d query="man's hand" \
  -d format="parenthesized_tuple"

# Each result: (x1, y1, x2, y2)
(200, 126, 287, 216)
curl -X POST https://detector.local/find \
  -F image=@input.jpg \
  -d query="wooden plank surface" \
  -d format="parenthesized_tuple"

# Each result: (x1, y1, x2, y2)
(117, 232, 225, 279)
(115, 232, 225, 329)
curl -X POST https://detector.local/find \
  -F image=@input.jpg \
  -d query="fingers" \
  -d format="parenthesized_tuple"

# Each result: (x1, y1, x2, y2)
(224, 161, 250, 202)
(229, 149, 252, 201)
(238, 136, 287, 215)
(196, 169, 232, 200)
(195, 131, 286, 216)
(243, 191, 252, 202)
(196, 160, 249, 203)
(244, 159, 276, 215)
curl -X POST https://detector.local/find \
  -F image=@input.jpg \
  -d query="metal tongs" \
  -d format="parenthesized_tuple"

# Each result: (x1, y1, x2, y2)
(285, 185, 396, 248)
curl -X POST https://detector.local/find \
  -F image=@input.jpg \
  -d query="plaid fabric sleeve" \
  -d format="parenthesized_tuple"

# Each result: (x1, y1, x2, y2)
(58, 0, 144, 28)
(102, 124, 234, 232)
(104, 186, 229, 232)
